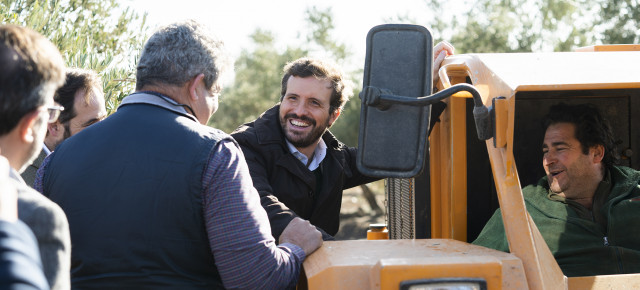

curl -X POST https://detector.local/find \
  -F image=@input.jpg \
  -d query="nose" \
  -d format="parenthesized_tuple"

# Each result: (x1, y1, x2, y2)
(291, 100, 308, 116)
(543, 151, 556, 168)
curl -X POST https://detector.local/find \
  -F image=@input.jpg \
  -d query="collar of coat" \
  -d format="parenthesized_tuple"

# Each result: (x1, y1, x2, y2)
(252, 104, 346, 152)
(523, 165, 640, 221)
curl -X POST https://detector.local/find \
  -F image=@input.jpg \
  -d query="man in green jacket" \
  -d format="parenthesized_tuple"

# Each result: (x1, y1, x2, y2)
(473, 103, 640, 277)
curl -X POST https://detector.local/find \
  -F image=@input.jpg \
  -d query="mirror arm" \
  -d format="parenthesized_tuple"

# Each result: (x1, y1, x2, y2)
(360, 83, 493, 140)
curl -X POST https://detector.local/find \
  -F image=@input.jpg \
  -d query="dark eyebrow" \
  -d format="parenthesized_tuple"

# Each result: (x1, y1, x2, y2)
(82, 115, 106, 127)
(82, 119, 99, 127)
(542, 141, 570, 150)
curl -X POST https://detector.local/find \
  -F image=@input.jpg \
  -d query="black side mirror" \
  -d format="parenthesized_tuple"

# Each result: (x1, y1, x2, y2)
(357, 24, 434, 178)
(357, 24, 490, 178)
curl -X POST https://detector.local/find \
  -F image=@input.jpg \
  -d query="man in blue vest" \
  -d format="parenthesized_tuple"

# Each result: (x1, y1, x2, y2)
(37, 20, 322, 289)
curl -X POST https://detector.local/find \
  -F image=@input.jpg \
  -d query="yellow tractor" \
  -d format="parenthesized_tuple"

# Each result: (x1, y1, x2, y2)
(301, 24, 640, 289)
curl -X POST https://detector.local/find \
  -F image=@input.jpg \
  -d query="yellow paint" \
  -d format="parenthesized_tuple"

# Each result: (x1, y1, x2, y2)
(377, 259, 504, 289)
(568, 274, 640, 289)
(574, 44, 640, 52)
(429, 124, 442, 238)
(303, 47, 640, 290)
(493, 97, 508, 148)
(303, 240, 528, 290)
(440, 54, 568, 289)
(429, 88, 469, 240)
(450, 95, 467, 241)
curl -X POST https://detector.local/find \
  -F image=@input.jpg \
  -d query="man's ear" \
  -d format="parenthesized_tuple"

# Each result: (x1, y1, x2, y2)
(328, 108, 341, 127)
(17, 111, 41, 143)
(188, 74, 206, 101)
(47, 121, 62, 138)
(591, 144, 605, 163)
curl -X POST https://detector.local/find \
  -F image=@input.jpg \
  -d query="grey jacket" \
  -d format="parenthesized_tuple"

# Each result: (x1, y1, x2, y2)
(21, 149, 47, 187)
(11, 169, 71, 290)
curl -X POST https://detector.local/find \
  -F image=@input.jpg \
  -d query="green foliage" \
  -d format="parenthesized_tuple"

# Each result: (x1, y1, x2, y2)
(66, 52, 138, 113)
(420, 0, 639, 53)
(211, 6, 364, 147)
(210, 30, 307, 133)
(304, 6, 349, 61)
(1, 0, 147, 113)
(597, 0, 640, 44)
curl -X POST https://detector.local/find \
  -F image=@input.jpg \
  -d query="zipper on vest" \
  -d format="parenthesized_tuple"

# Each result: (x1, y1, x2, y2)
(604, 236, 625, 273)
(614, 246, 624, 273)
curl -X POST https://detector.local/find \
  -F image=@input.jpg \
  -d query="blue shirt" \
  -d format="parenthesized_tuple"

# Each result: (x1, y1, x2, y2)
(286, 138, 327, 171)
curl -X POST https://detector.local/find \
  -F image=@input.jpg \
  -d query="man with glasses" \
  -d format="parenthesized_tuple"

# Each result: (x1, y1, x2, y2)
(22, 68, 107, 186)
(0, 24, 71, 290)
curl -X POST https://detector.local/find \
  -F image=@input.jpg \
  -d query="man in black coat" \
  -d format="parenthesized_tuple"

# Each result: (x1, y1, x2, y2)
(232, 58, 375, 240)
(233, 42, 454, 241)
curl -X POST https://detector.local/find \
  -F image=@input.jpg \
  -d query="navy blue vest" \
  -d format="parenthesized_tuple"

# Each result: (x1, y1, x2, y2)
(45, 102, 228, 289)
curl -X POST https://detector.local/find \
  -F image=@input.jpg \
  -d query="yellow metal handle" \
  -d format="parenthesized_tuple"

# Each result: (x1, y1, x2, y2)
(438, 63, 472, 89)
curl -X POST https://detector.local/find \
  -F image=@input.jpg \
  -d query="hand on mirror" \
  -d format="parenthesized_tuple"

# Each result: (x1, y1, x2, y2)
(433, 41, 455, 83)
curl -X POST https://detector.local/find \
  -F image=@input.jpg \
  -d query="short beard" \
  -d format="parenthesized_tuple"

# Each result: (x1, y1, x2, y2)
(280, 113, 329, 148)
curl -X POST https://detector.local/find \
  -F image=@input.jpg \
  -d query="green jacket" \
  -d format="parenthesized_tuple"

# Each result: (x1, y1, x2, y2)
(473, 166, 640, 277)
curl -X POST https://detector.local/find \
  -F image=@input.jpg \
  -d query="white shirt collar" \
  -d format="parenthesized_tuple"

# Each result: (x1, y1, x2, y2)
(286, 138, 327, 171)
(42, 142, 52, 155)
(9, 167, 25, 185)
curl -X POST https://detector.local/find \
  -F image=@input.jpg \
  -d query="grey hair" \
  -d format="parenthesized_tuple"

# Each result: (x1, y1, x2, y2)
(136, 20, 233, 91)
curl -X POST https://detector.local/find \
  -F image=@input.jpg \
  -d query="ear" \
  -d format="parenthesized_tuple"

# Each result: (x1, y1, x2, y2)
(47, 121, 62, 138)
(17, 111, 41, 144)
(188, 74, 206, 102)
(591, 144, 605, 163)
(328, 108, 341, 127)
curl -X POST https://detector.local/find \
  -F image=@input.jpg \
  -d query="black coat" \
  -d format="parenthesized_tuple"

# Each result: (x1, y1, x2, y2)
(231, 105, 377, 240)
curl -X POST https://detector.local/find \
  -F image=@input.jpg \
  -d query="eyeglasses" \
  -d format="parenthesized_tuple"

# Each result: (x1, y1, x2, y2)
(44, 105, 64, 123)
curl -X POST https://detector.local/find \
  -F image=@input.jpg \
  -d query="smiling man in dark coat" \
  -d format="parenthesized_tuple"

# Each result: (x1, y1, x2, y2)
(232, 58, 377, 241)
(232, 42, 454, 241)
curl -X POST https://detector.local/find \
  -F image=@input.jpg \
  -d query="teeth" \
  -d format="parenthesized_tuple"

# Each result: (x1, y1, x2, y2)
(291, 119, 309, 127)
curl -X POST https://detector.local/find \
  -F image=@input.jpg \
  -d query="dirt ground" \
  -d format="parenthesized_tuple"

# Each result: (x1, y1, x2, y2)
(334, 180, 386, 240)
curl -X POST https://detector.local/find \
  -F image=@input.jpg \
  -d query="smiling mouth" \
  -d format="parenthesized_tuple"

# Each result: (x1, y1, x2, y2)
(290, 119, 310, 128)
(550, 170, 564, 177)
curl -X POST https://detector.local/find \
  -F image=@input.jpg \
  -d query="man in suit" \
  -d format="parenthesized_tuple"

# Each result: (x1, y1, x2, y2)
(21, 68, 106, 186)
(0, 24, 71, 290)
(0, 154, 49, 290)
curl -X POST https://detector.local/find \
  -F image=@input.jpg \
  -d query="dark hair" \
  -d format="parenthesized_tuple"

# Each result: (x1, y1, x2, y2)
(542, 103, 619, 166)
(55, 68, 103, 124)
(136, 20, 232, 92)
(280, 57, 353, 114)
(0, 25, 65, 135)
